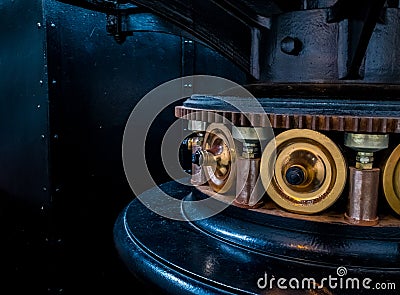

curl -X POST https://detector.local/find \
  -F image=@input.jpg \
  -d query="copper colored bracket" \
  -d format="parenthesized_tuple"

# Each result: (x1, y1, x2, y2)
(234, 157, 264, 208)
(345, 167, 380, 226)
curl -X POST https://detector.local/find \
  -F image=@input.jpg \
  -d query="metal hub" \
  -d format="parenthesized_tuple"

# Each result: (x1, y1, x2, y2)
(285, 165, 306, 186)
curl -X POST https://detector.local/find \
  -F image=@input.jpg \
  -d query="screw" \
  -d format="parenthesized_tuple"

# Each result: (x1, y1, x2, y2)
(344, 133, 389, 170)
(355, 152, 374, 169)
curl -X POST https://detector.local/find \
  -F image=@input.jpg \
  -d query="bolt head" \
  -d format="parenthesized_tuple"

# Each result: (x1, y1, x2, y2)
(286, 166, 305, 185)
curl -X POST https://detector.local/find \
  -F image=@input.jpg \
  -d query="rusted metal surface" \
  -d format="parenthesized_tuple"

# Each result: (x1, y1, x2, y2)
(176, 105, 400, 133)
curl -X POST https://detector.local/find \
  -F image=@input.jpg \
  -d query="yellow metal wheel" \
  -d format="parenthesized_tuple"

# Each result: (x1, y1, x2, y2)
(202, 123, 236, 194)
(382, 144, 400, 215)
(260, 129, 347, 214)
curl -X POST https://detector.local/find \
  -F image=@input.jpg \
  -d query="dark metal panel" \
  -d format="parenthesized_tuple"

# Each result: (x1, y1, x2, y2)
(41, 0, 245, 291)
(0, 0, 249, 291)
(194, 42, 249, 83)
(263, 9, 339, 82)
(44, 0, 248, 208)
(364, 8, 400, 82)
(0, 0, 50, 207)
(124, 0, 255, 76)
(45, 0, 184, 201)
(45, 0, 187, 290)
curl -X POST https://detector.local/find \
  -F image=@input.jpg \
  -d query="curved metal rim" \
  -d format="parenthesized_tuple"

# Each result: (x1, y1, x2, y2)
(203, 123, 236, 194)
(260, 129, 347, 214)
(383, 144, 400, 216)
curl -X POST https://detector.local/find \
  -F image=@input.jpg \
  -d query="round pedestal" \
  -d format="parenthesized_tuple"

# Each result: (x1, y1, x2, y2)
(114, 181, 400, 295)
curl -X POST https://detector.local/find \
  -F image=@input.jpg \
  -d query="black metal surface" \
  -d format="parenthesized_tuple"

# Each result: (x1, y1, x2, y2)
(3, 0, 400, 293)
(328, 0, 387, 79)
(0, 0, 50, 207)
(55, 1, 400, 85)
(60, 0, 260, 78)
(114, 180, 400, 295)
(182, 94, 400, 117)
(59, 1, 400, 84)
(0, 0, 248, 292)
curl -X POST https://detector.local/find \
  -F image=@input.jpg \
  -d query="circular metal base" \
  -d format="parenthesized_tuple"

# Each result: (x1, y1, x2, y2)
(114, 181, 400, 295)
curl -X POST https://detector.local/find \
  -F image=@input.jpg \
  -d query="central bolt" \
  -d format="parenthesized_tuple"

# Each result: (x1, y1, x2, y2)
(286, 166, 305, 185)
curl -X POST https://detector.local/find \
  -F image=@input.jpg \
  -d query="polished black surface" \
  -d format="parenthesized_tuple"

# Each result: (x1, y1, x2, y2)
(0, 0, 247, 292)
(115, 181, 400, 295)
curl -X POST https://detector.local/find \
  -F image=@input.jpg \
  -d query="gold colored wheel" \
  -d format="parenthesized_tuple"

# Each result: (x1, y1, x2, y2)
(202, 123, 236, 193)
(382, 144, 400, 215)
(260, 129, 347, 214)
